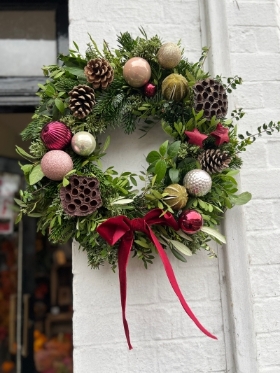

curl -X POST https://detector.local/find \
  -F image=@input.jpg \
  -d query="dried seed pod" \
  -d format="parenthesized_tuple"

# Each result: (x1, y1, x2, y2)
(193, 78, 228, 119)
(60, 176, 102, 216)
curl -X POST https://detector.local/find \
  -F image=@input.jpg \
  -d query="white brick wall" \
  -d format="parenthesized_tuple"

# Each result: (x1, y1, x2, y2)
(70, 0, 280, 371)
(227, 0, 280, 372)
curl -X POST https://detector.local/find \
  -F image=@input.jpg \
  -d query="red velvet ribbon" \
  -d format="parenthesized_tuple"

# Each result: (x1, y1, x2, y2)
(97, 208, 217, 349)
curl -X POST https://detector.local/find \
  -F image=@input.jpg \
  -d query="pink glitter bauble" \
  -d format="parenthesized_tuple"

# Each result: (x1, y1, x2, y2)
(123, 57, 151, 87)
(143, 82, 157, 97)
(41, 121, 72, 150)
(178, 209, 203, 234)
(41, 150, 73, 181)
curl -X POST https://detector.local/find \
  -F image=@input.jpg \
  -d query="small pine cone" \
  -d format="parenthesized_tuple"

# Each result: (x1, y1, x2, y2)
(60, 176, 102, 216)
(198, 149, 231, 174)
(193, 78, 228, 119)
(69, 85, 95, 119)
(84, 58, 114, 89)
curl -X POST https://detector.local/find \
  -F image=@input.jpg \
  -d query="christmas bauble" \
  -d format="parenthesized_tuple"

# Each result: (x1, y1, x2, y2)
(178, 210, 203, 234)
(143, 82, 156, 97)
(123, 57, 151, 88)
(162, 73, 188, 102)
(71, 131, 96, 156)
(41, 150, 73, 181)
(157, 42, 182, 69)
(183, 169, 212, 196)
(41, 121, 72, 150)
(163, 184, 188, 210)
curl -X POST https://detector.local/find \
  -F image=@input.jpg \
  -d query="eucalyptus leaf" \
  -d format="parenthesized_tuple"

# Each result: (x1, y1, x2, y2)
(170, 240, 192, 256)
(169, 168, 179, 183)
(200, 226, 226, 244)
(29, 164, 45, 185)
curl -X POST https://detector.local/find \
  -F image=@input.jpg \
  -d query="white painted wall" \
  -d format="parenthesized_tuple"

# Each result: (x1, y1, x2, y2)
(70, 0, 280, 372)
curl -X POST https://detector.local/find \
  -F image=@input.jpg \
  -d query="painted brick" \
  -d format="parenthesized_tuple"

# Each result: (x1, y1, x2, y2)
(227, 2, 277, 27)
(257, 332, 280, 368)
(254, 298, 280, 333)
(240, 170, 280, 199)
(247, 230, 280, 265)
(250, 265, 280, 298)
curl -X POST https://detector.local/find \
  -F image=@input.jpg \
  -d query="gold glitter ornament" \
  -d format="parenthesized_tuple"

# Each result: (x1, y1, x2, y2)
(163, 184, 188, 210)
(157, 42, 182, 69)
(162, 73, 188, 102)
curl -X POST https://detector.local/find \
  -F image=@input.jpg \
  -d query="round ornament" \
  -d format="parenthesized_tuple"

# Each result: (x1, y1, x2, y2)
(143, 82, 156, 97)
(162, 73, 188, 102)
(163, 184, 188, 210)
(71, 131, 96, 156)
(183, 169, 212, 196)
(157, 42, 182, 69)
(123, 57, 151, 88)
(41, 121, 72, 150)
(178, 209, 203, 234)
(41, 150, 73, 181)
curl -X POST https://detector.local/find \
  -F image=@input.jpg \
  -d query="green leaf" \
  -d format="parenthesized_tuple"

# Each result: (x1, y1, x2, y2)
(15, 146, 36, 160)
(154, 159, 167, 183)
(176, 230, 193, 241)
(233, 192, 252, 205)
(55, 98, 65, 113)
(64, 66, 86, 78)
(63, 178, 70, 187)
(111, 198, 134, 205)
(134, 239, 150, 248)
(159, 140, 168, 156)
(20, 164, 33, 175)
(171, 248, 188, 262)
(102, 136, 110, 151)
(28, 212, 43, 218)
(146, 151, 161, 164)
(14, 198, 27, 207)
(200, 226, 226, 244)
(169, 168, 179, 183)
(167, 141, 181, 158)
(29, 164, 45, 185)
(170, 240, 192, 256)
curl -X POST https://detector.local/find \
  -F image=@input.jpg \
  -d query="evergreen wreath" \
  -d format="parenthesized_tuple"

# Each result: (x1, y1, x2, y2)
(15, 29, 280, 348)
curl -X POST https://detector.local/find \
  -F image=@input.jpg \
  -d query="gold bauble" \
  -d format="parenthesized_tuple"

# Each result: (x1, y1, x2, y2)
(163, 184, 188, 210)
(157, 43, 182, 69)
(123, 57, 151, 87)
(162, 73, 188, 102)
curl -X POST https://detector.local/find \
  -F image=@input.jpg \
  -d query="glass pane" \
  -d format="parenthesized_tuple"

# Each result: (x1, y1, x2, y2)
(0, 11, 57, 76)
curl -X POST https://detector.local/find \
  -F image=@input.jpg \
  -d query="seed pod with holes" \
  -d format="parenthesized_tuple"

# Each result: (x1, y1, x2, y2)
(60, 176, 102, 216)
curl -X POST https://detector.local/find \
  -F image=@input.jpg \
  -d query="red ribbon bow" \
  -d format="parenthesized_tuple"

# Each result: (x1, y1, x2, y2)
(97, 208, 217, 349)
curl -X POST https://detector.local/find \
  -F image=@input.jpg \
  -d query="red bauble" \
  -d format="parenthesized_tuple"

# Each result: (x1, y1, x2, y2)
(41, 121, 72, 150)
(178, 209, 203, 234)
(143, 82, 156, 97)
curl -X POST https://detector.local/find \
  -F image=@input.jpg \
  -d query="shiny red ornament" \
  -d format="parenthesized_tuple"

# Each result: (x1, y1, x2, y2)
(143, 82, 157, 97)
(185, 128, 208, 148)
(41, 121, 72, 150)
(178, 209, 203, 234)
(210, 123, 230, 146)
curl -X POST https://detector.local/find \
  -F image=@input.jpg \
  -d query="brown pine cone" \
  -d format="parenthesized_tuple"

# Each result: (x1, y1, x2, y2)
(69, 85, 95, 119)
(193, 79, 228, 119)
(84, 58, 114, 89)
(198, 149, 231, 174)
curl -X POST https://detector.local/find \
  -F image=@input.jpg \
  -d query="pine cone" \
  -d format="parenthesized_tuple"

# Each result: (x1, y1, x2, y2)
(60, 176, 102, 216)
(198, 149, 231, 174)
(84, 58, 114, 89)
(69, 85, 95, 119)
(193, 79, 228, 119)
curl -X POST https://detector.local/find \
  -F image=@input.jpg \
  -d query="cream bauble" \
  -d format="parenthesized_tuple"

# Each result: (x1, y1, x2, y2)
(71, 131, 96, 156)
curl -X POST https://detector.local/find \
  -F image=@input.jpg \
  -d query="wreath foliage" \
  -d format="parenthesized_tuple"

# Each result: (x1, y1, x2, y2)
(16, 28, 280, 272)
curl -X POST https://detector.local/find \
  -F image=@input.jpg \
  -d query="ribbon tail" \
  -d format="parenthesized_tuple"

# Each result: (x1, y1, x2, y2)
(149, 229, 217, 340)
(118, 236, 134, 350)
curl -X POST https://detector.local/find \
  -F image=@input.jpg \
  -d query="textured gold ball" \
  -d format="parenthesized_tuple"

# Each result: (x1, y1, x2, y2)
(163, 184, 188, 210)
(162, 73, 188, 102)
(123, 57, 151, 87)
(157, 42, 182, 69)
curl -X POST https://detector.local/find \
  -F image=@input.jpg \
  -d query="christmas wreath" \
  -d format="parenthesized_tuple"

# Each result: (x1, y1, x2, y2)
(15, 29, 280, 349)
